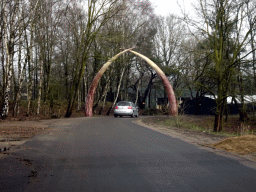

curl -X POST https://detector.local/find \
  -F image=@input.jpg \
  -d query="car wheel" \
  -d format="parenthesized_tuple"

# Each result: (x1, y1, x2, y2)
(114, 114, 117, 117)
(120, 115, 123, 118)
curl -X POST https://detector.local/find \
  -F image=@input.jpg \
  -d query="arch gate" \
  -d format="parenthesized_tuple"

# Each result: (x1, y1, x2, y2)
(85, 48, 178, 117)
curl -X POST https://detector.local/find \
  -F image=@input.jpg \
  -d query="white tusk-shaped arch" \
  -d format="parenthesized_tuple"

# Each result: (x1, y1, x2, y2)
(85, 48, 178, 116)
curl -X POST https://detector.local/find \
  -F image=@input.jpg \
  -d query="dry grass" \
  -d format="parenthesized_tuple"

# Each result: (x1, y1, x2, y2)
(143, 115, 256, 137)
(212, 135, 256, 155)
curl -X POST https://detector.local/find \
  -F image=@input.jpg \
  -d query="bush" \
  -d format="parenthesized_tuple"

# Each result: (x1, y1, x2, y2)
(141, 108, 162, 115)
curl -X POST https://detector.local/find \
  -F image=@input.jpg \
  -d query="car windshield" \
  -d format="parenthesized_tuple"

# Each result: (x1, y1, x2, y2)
(117, 101, 130, 106)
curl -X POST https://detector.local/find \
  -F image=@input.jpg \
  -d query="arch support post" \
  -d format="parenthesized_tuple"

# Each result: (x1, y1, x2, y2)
(85, 48, 133, 117)
(129, 50, 178, 116)
(85, 49, 178, 117)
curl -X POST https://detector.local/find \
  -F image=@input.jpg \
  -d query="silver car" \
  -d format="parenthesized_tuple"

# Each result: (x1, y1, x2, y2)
(114, 101, 139, 118)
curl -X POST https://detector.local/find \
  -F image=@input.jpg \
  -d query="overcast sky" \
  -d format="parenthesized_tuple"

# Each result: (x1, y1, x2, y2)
(150, 0, 195, 17)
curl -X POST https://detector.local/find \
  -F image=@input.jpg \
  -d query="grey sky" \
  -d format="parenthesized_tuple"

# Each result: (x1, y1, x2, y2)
(150, 0, 195, 16)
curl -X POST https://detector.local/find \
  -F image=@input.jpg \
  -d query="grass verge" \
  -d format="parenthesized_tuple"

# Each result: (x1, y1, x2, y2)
(142, 115, 256, 137)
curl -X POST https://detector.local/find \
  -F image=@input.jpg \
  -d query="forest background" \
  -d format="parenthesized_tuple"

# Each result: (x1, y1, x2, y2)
(0, 0, 256, 132)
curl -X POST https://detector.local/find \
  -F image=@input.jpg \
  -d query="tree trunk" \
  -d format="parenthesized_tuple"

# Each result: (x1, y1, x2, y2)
(65, 78, 80, 117)
(251, 36, 256, 88)
(106, 67, 125, 115)
(214, 111, 223, 132)
(0, 0, 15, 119)
(98, 80, 110, 115)
(27, 60, 33, 115)
(13, 25, 24, 117)
(94, 76, 110, 110)
(0, 44, 14, 119)
(148, 86, 152, 108)
(135, 83, 140, 105)
(1, 35, 5, 103)
(13, 62, 26, 116)
(26, 25, 34, 116)
(77, 89, 81, 111)
(224, 99, 228, 122)
(214, 85, 225, 132)
(65, 58, 88, 117)
(141, 73, 156, 109)
(247, 2, 256, 88)
(36, 58, 43, 115)
(102, 88, 108, 109)
(83, 74, 87, 102)
(65, 52, 69, 100)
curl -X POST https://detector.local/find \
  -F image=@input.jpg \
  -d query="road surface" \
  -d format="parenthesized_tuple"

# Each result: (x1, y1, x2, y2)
(1, 117, 256, 192)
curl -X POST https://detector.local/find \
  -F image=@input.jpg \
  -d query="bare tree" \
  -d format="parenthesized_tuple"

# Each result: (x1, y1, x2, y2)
(185, 0, 256, 131)
(0, 0, 20, 119)
(245, 0, 256, 87)
(64, 0, 124, 117)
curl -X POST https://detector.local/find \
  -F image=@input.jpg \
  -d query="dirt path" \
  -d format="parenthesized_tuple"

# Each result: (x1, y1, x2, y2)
(134, 118, 256, 165)
(0, 117, 95, 157)
(0, 119, 56, 155)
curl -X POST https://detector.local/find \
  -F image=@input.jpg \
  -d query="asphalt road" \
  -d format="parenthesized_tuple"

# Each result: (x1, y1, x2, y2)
(1, 116, 256, 192)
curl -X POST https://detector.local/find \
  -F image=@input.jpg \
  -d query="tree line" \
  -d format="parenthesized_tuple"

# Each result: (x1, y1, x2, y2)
(0, 0, 255, 132)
